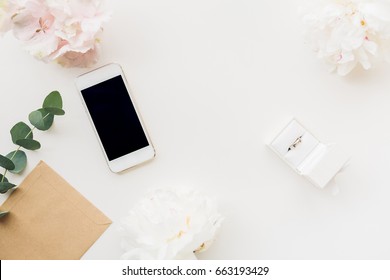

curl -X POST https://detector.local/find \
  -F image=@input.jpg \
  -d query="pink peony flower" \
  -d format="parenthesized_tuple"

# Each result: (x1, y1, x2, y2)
(0, 0, 110, 67)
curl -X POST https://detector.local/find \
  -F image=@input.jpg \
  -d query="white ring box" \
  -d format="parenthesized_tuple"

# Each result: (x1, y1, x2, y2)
(269, 119, 350, 189)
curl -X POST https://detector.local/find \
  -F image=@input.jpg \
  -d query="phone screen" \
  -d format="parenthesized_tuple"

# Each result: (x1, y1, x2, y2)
(81, 75, 149, 161)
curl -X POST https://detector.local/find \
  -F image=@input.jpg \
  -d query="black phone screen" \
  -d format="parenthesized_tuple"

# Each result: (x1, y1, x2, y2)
(81, 75, 149, 161)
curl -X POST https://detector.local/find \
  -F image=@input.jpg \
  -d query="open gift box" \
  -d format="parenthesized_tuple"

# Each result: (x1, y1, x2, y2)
(269, 119, 350, 189)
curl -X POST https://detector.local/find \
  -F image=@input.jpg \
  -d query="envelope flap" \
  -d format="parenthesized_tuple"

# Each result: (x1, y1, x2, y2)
(2, 161, 111, 225)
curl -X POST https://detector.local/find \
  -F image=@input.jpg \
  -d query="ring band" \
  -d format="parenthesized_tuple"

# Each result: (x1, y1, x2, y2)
(288, 135, 303, 152)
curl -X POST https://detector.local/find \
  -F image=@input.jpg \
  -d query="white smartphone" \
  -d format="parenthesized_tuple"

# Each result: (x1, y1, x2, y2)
(75, 63, 155, 173)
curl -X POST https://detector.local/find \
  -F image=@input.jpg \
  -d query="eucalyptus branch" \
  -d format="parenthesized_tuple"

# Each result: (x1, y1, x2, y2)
(3, 113, 50, 176)
(1, 126, 36, 183)
(0, 91, 65, 218)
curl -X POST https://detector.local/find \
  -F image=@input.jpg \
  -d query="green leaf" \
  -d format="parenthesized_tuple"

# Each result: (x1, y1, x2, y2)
(43, 91, 62, 108)
(10, 122, 33, 144)
(0, 154, 15, 170)
(42, 107, 65, 116)
(6, 150, 27, 174)
(15, 139, 41, 150)
(0, 174, 8, 182)
(43, 91, 65, 115)
(29, 109, 54, 131)
(0, 182, 16, 194)
(0, 211, 9, 218)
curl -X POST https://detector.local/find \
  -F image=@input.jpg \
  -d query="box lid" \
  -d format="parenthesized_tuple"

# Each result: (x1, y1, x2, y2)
(302, 145, 350, 189)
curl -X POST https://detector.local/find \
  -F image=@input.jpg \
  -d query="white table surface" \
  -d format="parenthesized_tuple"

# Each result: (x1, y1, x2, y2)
(1, 0, 390, 260)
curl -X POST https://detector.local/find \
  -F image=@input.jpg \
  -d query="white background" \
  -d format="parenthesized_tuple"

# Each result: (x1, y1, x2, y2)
(1, 0, 390, 259)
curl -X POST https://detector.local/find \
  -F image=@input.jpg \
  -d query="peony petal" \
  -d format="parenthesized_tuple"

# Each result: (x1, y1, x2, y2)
(357, 47, 372, 69)
(337, 59, 358, 76)
(364, 39, 378, 55)
(11, 9, 40, 40)
(24, 32, 60, 59)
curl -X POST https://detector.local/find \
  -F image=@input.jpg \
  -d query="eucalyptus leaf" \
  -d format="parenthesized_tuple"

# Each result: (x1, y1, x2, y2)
(0, 211, 9, 218)
(42, 107, 65, 116)
(15, 139, 41, 150)
(0, 182, 16, 194)
(0, 174, 8, 182)
(6, 150, 27, 174)
(29, 109, 54, 131)
(10, 122, 33, 144)
(43, 91, 62, 108)
(0, 154, 15, 170)
(43, 91, 65, 115)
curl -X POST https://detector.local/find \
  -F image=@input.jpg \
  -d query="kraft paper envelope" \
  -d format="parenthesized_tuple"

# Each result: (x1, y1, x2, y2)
(0, 161, 112, 259)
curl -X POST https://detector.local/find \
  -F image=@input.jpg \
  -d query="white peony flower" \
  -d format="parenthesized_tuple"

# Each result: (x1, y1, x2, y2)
(120, 188, 223, 260)
(302, 0, 390, 75)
